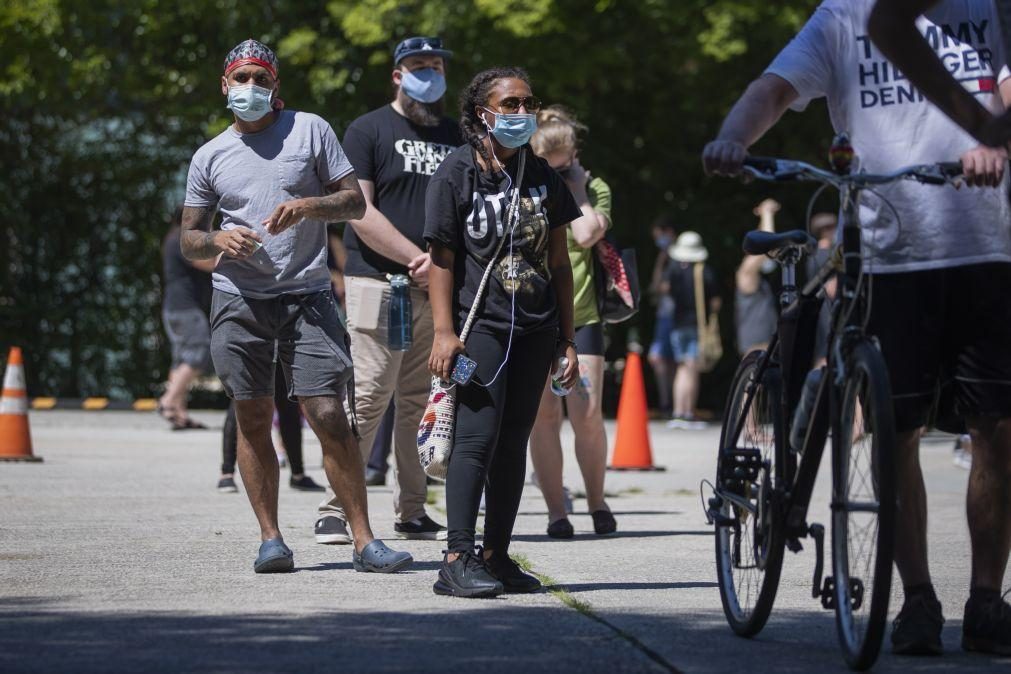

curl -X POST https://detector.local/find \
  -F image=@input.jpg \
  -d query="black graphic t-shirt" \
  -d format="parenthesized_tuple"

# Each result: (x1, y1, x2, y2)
(342, 104, 462, 277)
(666, 261, 720, 329)
(425, 145, 581, 335)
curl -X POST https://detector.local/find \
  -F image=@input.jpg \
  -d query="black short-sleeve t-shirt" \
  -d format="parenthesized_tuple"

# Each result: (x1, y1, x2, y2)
(666, 261, 720, 329)
(341, 105, 462, 277)
(162, 227, 211, 313)
(424, 145, 582, 335)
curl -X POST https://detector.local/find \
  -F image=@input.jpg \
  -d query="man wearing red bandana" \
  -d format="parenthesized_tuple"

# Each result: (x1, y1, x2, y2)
(180, 39, 413, 575)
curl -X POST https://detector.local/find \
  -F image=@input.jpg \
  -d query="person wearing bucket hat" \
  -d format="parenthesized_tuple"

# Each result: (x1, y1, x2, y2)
(662, 231, 721, 429)
(181, 38, 412, 575)
(314, 36, 460, 545)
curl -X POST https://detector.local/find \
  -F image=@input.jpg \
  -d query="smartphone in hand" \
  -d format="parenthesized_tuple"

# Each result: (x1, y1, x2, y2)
(450, 355, 477, 386)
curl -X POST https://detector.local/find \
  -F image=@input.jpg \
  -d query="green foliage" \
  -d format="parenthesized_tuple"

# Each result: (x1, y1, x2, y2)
(1, 0, 827, 404)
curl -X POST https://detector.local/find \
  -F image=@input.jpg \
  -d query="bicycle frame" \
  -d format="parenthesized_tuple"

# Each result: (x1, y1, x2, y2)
(722, 181, 866, 542)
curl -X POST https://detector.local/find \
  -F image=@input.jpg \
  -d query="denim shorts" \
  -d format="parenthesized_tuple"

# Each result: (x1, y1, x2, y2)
(670, 327, 699, 363)
(209, 289, 353, 401)
(649, 313, 675, 361)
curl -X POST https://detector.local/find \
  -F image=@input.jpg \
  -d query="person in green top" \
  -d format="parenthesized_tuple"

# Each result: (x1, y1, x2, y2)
(528, 106, 617, 539)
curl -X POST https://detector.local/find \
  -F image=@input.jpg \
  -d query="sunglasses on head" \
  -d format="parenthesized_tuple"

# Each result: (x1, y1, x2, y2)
(400, 37, 443, 51)
(490, 96, 542, 114)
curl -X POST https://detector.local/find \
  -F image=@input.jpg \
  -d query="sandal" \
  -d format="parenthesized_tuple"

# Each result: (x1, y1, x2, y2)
(171, 416, 209, 431)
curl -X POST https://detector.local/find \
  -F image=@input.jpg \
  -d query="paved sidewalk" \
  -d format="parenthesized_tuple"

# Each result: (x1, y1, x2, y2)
(0, 411, 1004, 672)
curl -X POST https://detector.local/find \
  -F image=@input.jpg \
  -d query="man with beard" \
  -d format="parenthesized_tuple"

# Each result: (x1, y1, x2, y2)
(315, 37, 461, 544)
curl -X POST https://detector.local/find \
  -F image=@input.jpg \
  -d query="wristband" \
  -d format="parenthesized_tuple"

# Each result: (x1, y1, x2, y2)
(558, 337, 577, 350)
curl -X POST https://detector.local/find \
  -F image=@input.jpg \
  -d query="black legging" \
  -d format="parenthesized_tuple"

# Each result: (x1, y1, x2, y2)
(221, 362, 303, 475)
(446, 327, 556, 554)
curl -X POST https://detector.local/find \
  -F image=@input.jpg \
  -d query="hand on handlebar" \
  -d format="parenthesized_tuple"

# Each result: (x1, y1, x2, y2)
(702, 139, 748, 176)
(960, 145, 1008, 188)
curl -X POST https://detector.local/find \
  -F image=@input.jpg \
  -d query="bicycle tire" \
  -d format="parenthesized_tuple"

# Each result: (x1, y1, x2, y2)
(714, 350, 787, 637)
(830, 340, 897, 670)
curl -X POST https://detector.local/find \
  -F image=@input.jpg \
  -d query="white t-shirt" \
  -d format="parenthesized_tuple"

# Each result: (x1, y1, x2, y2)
(185, 110, 354, 298)
(766, 0, 1011, 273)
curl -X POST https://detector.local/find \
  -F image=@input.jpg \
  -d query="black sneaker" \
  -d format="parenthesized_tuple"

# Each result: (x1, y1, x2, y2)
(963, 591, 1011, 656)
(547, 518, 574, 539)
(314, 516, 351, 545)
(892, 592, 944, 655)
(433, 550, 504, 598)
(217, 476, 239, 493)
(484, 550, 541, 593)
(290, 474, 326, 491)
(394, 515, 447, 541)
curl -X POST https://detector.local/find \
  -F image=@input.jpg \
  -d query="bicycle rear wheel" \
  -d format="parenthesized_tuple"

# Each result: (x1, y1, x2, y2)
(831, 340, 897, 670)
(714, 350, 786, 637)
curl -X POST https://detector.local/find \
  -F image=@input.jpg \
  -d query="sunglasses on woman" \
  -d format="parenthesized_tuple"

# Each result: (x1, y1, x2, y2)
(490, 96, 542, 114)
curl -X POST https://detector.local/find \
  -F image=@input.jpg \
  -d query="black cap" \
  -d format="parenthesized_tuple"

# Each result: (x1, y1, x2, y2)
(393, 36, 452, 64)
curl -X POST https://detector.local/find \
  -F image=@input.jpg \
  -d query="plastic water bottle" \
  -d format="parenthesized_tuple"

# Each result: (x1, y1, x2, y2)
(387, 274, 413, 351)
(550, 357, 571, 396)
(790, 368, 824, 454)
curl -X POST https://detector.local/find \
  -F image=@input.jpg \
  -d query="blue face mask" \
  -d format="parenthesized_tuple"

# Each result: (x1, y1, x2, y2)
(400, 68, 446, 103)
(227, 83, 273, 122)
(482, 108, 537, 148)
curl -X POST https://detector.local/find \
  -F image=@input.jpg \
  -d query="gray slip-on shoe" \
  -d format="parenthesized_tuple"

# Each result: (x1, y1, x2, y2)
(352, 540, 413, 573)
(254, 537, 294, 573)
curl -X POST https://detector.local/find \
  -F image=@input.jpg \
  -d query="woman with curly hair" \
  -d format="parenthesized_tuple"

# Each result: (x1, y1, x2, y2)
(424, 67, 581, 597)
(528, 106, 617, 539)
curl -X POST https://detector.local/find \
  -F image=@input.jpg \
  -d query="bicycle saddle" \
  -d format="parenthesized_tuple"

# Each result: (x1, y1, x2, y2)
(743, 230, 816, 256)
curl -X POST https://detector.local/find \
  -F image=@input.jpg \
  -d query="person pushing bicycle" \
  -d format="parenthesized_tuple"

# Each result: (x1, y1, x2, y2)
(703, 0, 1011, 658)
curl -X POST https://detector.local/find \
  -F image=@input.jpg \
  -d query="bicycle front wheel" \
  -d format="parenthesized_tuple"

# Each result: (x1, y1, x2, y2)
(714, 350, 786, 637)
(831, 340, 897, 671)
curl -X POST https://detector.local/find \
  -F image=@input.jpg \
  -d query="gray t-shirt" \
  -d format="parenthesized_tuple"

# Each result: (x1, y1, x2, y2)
(736, 279, 778, 355)
(184, 110, 354, 298)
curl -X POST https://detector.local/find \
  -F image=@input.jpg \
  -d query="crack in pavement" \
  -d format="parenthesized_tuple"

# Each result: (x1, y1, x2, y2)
(513, 554, 684, 674)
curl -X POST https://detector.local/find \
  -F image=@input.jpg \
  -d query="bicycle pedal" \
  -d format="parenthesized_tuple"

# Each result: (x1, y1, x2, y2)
(786, 537, 803, 553)
(719, 448, 764, 485)
(820, 576, 836, 610)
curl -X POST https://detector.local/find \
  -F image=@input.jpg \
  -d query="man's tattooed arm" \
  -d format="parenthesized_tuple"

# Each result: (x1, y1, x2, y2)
(263, 172, 367, 234)
(180, 206, 220, 260)
(308, 172, 367, 221)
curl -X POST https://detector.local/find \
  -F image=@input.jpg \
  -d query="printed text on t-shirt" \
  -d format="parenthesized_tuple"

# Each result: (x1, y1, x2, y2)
(855, 19, 995, 109)
(467, 185, 548, 239)
(395, 140, 456, 176)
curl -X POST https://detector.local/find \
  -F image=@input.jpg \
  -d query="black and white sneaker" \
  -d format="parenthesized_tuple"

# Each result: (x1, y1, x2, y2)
(433, 550, 504, 598)
(217, 476, 239, 493)
(394, 515, 448, 540)
(314, 516, 352, 545)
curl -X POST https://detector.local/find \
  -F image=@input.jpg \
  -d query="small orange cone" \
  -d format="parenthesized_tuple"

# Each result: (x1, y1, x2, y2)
(0, 347, 41, 462)
(608, 351, 664, 472)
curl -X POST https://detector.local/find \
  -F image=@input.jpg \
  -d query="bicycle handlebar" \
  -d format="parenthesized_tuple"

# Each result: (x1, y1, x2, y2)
(742, 156, 963, 187)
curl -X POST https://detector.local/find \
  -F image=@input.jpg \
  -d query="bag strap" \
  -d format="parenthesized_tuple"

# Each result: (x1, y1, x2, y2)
(458, 149, 527, 344)
(694, 262, 707, 336)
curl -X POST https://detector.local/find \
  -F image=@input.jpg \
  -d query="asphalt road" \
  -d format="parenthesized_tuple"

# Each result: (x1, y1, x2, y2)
(0, 411, 1004, 673)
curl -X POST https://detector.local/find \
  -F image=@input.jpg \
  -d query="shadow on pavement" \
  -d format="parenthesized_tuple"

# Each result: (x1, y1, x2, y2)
(555, 581, 719, 592)
(511, 530, 713, 542)
(1, 604, 1004, 673)
(0, 605, 655, 674)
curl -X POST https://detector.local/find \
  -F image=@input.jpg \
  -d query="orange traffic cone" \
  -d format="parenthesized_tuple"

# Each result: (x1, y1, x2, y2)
(608, 351, 664, 471)
(0, 347, 41, 462)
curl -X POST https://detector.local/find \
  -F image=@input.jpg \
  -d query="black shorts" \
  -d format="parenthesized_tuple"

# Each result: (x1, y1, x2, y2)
(575, 323, 605, 356)
(866, 263, 1011, 432)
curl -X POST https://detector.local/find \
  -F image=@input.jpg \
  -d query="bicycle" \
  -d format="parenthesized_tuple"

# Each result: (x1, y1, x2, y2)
(703, 137, 962, 670)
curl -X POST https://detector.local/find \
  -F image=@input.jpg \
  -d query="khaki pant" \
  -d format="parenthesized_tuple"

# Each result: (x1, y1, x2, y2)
(318, 275, 433, 524)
